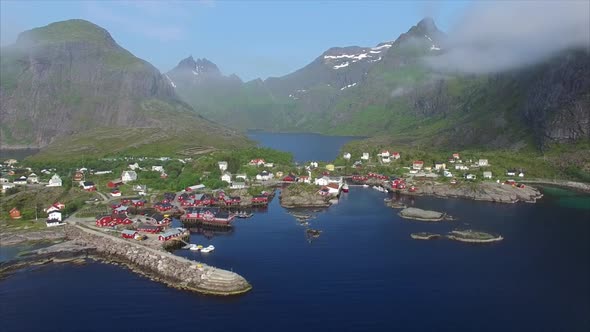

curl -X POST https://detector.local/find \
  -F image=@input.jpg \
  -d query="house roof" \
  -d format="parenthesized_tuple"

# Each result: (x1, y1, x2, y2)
(122, 229, 138, 235)
(160, 229, 182, 237)
(327, 183, 340, 189)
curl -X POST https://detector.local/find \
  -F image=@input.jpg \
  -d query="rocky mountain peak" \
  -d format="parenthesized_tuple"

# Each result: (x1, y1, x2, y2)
(173, 56, 221, 76)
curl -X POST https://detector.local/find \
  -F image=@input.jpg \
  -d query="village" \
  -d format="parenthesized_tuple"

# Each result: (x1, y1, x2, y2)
(1, 147, 535, 239)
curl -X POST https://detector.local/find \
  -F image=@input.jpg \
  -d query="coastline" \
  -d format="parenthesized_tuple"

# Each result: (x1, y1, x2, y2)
(398, 181, 543, 203)
(518, 179, 590, 193)
(1, 224, 252, 296)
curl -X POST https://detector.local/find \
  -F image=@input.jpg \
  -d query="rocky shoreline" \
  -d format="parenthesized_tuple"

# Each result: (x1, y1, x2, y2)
(0, 228, 67, 246)
(410, 232, 441, 240)
(402, 181, 543, 203)
(1, 224, 252, 296)
(399, 207, 450, 221)
(447, 230, 503, 243)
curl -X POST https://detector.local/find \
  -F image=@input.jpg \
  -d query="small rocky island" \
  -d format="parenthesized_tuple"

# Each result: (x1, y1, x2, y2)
(280, 185, 332, 208)
(447, 230, 503, 243)
(410, 232, 441, 240)
(399, 207, 450, 221)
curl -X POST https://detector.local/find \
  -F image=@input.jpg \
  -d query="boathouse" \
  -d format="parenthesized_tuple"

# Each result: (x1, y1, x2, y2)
(158, 229, 182, 241)
(137, 224, 162, 233)
(121, 229, 138, 239)
(251, 195, 269, 205)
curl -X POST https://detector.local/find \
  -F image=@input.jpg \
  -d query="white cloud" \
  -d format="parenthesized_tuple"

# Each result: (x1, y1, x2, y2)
(425, 1, 590, 73)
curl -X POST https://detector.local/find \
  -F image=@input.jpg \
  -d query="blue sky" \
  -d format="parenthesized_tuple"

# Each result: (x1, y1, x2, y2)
(0, 1, 470, 81)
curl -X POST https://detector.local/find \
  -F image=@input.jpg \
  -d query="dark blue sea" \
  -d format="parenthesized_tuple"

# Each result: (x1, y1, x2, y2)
(247, 131, 360, 162)
(1, 134, 590, 332)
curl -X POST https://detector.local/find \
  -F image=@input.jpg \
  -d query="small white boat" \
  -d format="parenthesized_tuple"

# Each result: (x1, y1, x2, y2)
(342, 183, 349, 193)
(201, 245, 215, 253)
(189, 244, 203, 251)
(362, 184, 369, 188)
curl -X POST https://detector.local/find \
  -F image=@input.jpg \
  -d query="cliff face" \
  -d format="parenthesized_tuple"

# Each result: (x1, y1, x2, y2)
(522, 50, 590, 145)
(0, 19, 243, 151)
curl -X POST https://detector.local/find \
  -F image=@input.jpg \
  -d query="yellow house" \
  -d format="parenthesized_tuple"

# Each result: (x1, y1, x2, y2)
(275, 171, 284, 178)
(325, 164, 335, 171)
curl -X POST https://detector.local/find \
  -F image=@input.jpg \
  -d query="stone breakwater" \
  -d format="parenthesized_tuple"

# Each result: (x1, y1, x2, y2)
(2, 224, 252, 296)
(404, 182, 543, 203)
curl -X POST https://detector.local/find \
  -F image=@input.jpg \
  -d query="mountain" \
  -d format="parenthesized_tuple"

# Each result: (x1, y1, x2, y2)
(0, 19, 248, 158)
(169, 18, 589, 149)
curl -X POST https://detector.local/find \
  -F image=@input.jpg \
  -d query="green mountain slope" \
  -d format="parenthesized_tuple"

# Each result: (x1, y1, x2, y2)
(0, 19, 249, 156)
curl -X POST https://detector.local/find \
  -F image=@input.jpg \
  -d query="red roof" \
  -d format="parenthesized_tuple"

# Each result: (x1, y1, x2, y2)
(392, 152, 400, 155)
(413, 160, 424, 164)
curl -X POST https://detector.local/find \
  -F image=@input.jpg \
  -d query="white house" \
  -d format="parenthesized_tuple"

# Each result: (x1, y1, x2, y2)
(256, 171, 273, 181)
(47, 210, 62, 222)
(455, 164, 469, 171)
(309, 161, 319, 168)
(506, 170, 517, 176)
(465, 174, 477, 180)
(230, 182, 246, 189)
(382, 156, 391, 163)
(27, 173, 39, 184)
(483, 171, 492, 179)
(478, 159, 489, 167)
(13, 176, 27, 185)
(379, 151, 390, 158)
(128, 163, 140, 170)
(221, 172, 232, 183)
(121, 170, 138, 183)
(518, 172, 525, 178)
(264, 163, 274, 168)
(46, 174, 62, 187)
(236, 174, 248, 181)
(314, 176, 330, 186)
(152, 165, 165, 173)
(361, 153, 370, 160)
(217, 161, 228, 171)
(392, 152, 401, 160)
(0, 177, 8, 184)
(343, 153, 351, 160)
(443, 170, 453, 178)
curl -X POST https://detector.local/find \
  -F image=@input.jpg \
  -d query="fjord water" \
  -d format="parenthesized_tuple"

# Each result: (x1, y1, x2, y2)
(2, 134, 590, 332)
(247, 131, 360, 162)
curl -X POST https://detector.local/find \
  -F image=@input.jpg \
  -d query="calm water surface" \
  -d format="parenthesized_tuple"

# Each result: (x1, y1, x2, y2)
(247, 131, 360, 162)
(1, 134, 589, 332)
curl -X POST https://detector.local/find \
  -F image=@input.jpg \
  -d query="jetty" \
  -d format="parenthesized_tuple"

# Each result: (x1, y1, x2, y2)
(1, 223, 252, 296)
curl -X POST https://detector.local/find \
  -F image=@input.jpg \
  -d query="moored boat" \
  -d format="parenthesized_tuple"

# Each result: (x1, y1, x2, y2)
(342, 183, 349, 193)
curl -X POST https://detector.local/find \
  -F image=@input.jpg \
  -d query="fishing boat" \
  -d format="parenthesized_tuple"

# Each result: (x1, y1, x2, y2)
(342, 183, 349, 193)
(201, 245, 215, 253)
(362, 184, 369, 188)
(235, 211, 253, 218)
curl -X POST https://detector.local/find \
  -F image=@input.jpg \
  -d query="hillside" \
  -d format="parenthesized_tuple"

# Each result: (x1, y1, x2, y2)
(0, 19, 249, 157)
(169, 18, 589, 150)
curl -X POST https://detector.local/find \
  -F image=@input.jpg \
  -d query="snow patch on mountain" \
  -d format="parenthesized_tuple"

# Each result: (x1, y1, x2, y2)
(333, 62, 350, 69)
(340, 82, 357, 90)
(164, 74, 176, 88)
(371, 44, 392, 51)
